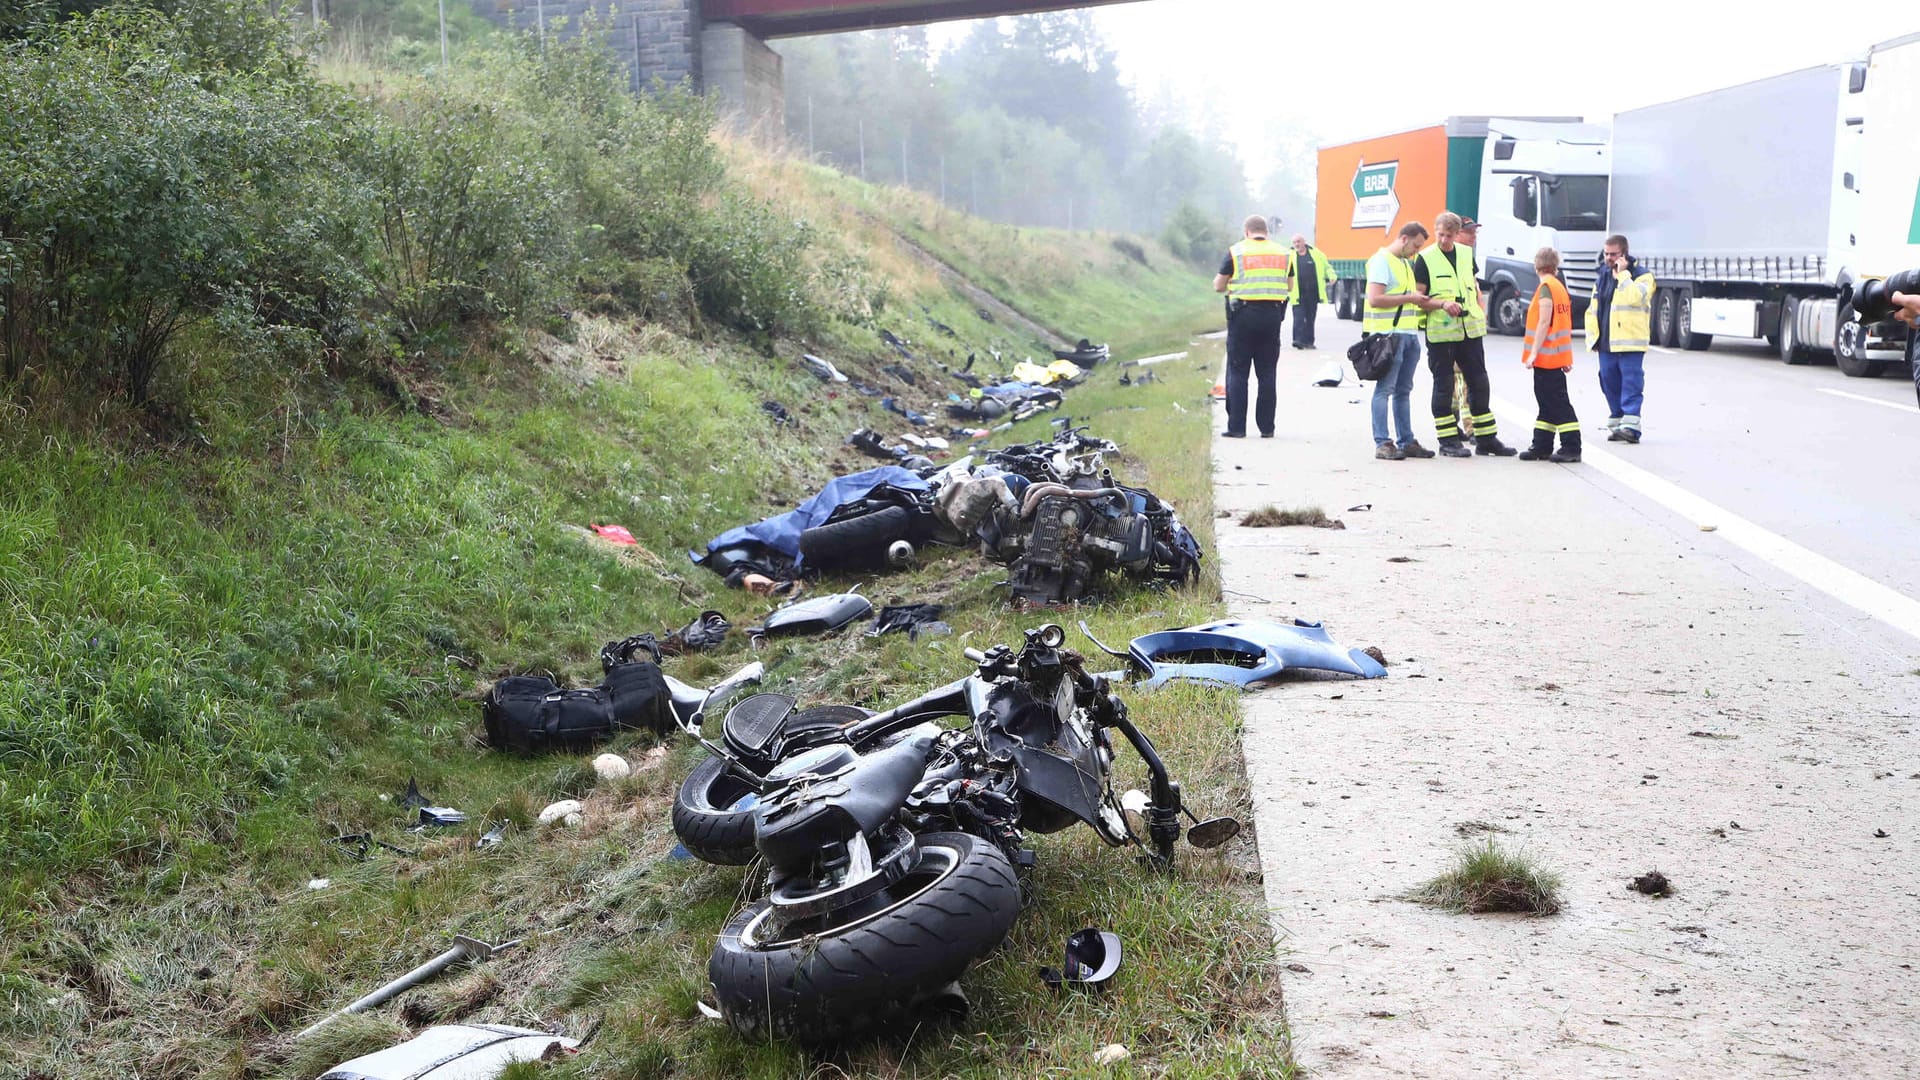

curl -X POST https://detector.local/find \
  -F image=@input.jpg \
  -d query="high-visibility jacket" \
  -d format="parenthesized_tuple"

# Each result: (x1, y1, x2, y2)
(1523, 276, 1575, 370)
(1227, 238, 1293, 302)
(1416, 243, 1487, 342)
(1289, 245, 1336, 303)
(1584, 264, 1655, 352)
(1363, 247, 1422, 334)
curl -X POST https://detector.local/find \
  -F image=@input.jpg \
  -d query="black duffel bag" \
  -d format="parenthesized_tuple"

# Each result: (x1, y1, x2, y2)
(1348, 333, 1399, 382)
(483, 661, 669, 754)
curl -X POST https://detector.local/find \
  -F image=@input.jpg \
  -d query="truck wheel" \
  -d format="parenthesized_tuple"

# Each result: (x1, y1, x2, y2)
(707, 831, 1020, 1043)
(1778, 298, 1812, 365)
(1652, 289, 1677, 348)
(1834, 312, 1881, 378)
(1489, 285, 1525, 336)
(1335, 280, 1353, 321)
(1673, 290, 1714, 352)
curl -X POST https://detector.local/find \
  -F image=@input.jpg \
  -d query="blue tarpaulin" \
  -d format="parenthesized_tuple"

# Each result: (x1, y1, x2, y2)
(699, 465, 930, 571)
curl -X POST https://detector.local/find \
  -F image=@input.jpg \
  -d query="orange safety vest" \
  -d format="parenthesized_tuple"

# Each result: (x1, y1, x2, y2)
(1523, 276, 1574, 370)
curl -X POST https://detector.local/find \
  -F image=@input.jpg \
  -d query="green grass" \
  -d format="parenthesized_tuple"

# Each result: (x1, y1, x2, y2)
(1408, 839, 1565, 916)
(0, 86, 1281, 1070)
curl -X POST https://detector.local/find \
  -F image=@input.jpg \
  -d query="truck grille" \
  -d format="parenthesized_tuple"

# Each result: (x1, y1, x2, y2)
(1561, 251, 1600, 293)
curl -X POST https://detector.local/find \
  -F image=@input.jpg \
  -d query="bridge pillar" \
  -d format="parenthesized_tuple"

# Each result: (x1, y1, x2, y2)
(469, 0, 701, 93)
(701, 22, 784, 128)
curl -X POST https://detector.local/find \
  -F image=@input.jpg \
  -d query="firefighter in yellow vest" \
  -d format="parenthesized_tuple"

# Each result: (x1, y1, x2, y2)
(1414, 212, 1516, 457)
(1519, 247, 1581, 462)
(1212, 215, 1292, 438)
(1584, 233, 1656, 442)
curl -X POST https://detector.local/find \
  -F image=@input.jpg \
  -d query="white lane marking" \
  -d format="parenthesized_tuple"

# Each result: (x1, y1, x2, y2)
(1649, 347, 1680, 355)
(1819, 387, 1920, 416)
(1488, 393, 1920, 643)
(1133, 351, 1190, 366)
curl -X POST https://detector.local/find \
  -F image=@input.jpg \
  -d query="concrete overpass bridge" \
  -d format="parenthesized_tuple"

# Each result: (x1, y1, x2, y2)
(470, 0, 1140, 121)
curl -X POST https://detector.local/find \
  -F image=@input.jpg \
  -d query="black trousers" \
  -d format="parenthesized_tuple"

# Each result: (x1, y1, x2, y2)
(1908, 330, 1919, 409)
(1292, 299, 1318, 347)
(1531, 366, 1581, 452)
(1225, 301, 1285, 436)
(1426, 336, 1495, 441)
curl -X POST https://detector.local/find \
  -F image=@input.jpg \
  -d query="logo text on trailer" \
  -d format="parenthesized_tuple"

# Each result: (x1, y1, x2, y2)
(1351, 161, 1401, 233)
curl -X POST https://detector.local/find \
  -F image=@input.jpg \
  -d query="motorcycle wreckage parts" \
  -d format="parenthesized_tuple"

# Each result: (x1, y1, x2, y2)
(706, 831, 1020, 1044)
(753, 592, 874, 638)
(671, 754, 764, 866)
(1038, 927, 1123, 990)
(753, 727, 941, 871)
(797, 505, 915, 573)
(1118, 618, 1388, 689)
(671, 697, 872, 865)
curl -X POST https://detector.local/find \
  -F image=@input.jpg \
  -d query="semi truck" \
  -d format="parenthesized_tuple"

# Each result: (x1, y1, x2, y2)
(1315, 117, 1611, 333)
(1850, 32, 1919, 371)
(1606, 56, 1911, 375)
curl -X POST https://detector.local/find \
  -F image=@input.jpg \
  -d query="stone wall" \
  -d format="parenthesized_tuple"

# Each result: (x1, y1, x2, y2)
(466, 0, 701, 92)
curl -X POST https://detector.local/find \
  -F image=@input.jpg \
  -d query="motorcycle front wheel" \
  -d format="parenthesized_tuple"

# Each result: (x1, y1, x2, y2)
(671, 755, 761, 865)
(707, 831, 1020, 1043)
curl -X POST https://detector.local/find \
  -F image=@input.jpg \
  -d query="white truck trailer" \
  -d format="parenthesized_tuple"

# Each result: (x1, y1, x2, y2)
(1606, 60, 1907, 375)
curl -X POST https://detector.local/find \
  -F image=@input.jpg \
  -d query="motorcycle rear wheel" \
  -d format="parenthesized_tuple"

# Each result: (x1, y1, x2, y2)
(671, 755, 761, 865)
(708, 831, 1020, 1043)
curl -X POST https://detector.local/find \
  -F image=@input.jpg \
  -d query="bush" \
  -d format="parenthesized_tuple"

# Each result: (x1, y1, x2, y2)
(0, 4, 367, 403)
(1161, 201, 1226, 269)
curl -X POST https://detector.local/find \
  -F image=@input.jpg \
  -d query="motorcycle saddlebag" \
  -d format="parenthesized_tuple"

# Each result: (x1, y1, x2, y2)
(483, 679, 613, 754)
(602, 659, 670, 734)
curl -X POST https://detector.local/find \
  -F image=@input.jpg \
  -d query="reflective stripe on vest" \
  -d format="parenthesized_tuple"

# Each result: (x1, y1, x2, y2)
(1363, 248, 1420, 333)
(1416, 243, 1486, 343)
(1523, 277, 1575, 369)
(1586, 268, 1655, 352)
(1228, 238, 1293, 302)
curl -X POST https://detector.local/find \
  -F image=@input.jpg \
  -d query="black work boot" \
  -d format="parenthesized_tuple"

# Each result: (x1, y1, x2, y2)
(1551, 433, 1583, 463)
(1438, 438, 1472, 458)
(1475, 435, 1519, 457)
(1517, 435, 1556, 461)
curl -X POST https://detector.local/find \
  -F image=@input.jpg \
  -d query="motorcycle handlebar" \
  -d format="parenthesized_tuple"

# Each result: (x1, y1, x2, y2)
(964, 648, 988, 663)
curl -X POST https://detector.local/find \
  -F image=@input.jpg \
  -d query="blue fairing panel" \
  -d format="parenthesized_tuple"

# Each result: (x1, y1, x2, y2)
(1128, 619, 1386, 689)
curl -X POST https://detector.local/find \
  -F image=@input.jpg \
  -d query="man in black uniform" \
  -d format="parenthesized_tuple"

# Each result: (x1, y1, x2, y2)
(1212, 215, 1293, 438)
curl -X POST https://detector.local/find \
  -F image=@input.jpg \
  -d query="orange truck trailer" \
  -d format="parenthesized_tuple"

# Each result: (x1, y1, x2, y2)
(1316, 117, 1610, 333)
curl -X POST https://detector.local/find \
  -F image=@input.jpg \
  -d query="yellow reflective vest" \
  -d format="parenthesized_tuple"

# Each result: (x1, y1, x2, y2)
(1227, 238, 1293, 302)
(1416, 243, 1487, 343)
(1584, 265, 1656, 352)
(1364, 247, 1423, 334)
(1289, 245, 1337, 303)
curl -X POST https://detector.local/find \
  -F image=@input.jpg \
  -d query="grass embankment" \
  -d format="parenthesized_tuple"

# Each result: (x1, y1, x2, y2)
(3, 65, 1272, 1080)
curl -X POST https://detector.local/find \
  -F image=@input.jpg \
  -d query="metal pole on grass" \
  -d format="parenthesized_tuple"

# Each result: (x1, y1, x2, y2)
(437, 0, 448, 64)
(858, 119, 867, 182)
(537, 0, 545, 53)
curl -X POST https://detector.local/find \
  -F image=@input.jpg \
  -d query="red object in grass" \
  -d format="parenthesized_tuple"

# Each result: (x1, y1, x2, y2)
(591, 524, 638, 546)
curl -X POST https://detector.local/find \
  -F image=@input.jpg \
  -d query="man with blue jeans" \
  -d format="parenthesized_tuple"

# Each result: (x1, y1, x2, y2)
(1585, 233, 1656, 442)
(1366, 222, 1438, 460)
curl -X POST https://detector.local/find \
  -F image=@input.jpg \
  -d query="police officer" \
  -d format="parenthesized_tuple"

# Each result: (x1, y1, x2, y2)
(1415, 212, 1515, 457)
(1213, 215, 1292, 438)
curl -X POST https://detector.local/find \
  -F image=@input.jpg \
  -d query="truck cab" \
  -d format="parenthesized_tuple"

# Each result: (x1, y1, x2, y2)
(1467, 118, 1612, 335)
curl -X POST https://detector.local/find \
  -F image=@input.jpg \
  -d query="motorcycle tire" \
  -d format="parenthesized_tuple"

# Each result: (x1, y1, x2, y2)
(671, 754, 761, 866)
(708, 831, 1020, 1043)
(798, 506, 914, 573)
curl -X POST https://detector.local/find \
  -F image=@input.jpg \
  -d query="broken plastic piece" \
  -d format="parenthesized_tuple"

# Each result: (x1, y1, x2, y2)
(317, 1023, 576, 1079)
(800, 354, 848, 383)
(415, 806, 468, 829)
(590, 523, 639, 546)
(397, 776, 427, 809)
(756, 593, 874, 638)
(477, 822, 509, 849)
(1123, 619, 1388, 689)
(1039, 928, 1123, 989)
(867, 603, 947, 638)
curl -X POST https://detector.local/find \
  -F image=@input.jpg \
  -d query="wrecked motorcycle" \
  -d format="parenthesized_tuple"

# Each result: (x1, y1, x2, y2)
(670, 625, 1239, 1042)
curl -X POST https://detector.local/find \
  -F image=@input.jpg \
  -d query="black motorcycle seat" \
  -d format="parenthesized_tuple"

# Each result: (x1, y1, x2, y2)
(755, 727, 938, 869)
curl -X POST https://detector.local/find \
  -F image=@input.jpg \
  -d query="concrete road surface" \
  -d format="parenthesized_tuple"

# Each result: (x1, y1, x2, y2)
(1213, 314, 1920, 1077)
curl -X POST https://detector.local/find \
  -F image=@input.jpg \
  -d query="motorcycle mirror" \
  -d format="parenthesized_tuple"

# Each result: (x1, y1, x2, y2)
(1186, 816, 1242, 849)
(1119, 789, 1150, 814)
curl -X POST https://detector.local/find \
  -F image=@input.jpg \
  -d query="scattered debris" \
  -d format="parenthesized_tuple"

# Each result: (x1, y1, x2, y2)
(397, 776, 428, 809)
(760, 400, 794, 427)
(308, 878, 331, 891)
(1362, 646, 1387, 666)
(1699, 524, 1719, 532)
(538, 800, 585, 826)
(1630, 870, 1672, 896)
(1653, 986, 1681, 996)
(1284, 962, 1312, 974)
(592, 753, 631, 781)
(754, 592, 874, 639)
(1387, 556, 1419, 564)
(1875, 828, 1890, 838)
(867, 603, 947, 639)
(477, 822, 509, 849)
(1408, 839, 1563, 915)
(1687, 730, 1738, 740)
(1366, 1010, 1397, 1020)
(1239, 505, 1345, 529)
(314, 1022, 575, 1077)
(799, 354, 847, 382)
(1454, 820, 1509, 838)
(1094, 618, 1388, 689)
(1092, 1044, 1131, 1067)
(1346, 503, 1373, 512)
(296, 938, 522, 1040)
(414, 806, 468, 830)
(662, 610, 731, 655)
(589, 523, 639, 546)
(1039, 928, 1123, 989)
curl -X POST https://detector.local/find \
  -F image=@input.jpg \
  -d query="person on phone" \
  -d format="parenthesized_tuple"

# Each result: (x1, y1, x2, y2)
(1584, 234, 1656, 442)
(1213, 215, 1293, 438)
(1365, 222, 1439, 459)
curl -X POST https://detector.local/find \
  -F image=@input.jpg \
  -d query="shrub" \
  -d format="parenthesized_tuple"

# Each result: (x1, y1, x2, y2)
(1162, 200, 1226, 269)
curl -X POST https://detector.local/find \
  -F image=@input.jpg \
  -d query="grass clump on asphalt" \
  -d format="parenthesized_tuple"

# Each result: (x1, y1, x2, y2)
(1238, 505, 1344, 529)
(1409, 839, 1564, 916)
